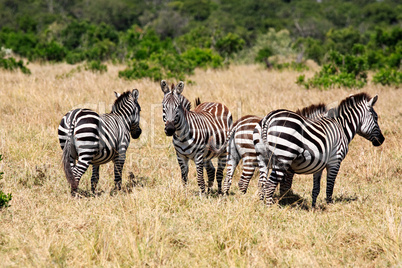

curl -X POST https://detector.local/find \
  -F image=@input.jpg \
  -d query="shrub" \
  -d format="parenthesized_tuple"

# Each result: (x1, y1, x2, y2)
(181, 47, 223, 69)
(84, 60, 107, 73)
(297, 51, 367, 90)
(0, 51, 31, 74)
(0, 155, 12, 209)
(373, 68, 402, 86)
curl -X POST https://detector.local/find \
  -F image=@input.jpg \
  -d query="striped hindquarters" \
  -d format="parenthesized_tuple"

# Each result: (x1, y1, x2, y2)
(58, 108, 101, 155)
(187, 102, 233, 158)
(231, 115, 262, 165)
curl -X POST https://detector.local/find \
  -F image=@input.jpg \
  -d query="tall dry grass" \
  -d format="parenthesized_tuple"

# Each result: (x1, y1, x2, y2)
(0, 63, 401, 267)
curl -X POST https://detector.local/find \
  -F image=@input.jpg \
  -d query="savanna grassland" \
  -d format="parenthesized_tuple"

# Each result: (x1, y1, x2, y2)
(0, 64, 401, 267)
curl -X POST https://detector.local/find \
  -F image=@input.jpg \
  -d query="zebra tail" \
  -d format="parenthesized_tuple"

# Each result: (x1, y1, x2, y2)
(255, 117, 272, 163)
(207, 126, 236, 155)
(62, 133, 75, 187)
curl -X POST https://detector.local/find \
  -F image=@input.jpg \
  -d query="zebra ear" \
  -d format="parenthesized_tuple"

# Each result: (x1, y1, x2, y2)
(132, 89, 139, 100)
(114, 91, 121, 98)
(161, 80, 170, 93)
(176, 81, 184, 94)
(368, 94, 378, 107)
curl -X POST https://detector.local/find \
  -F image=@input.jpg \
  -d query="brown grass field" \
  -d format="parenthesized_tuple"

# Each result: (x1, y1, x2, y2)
(0, 63, 401, 267)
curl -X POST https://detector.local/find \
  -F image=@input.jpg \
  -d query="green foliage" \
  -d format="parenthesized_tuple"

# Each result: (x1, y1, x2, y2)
(325, 27, 362, 55)
(0, 155, 12, 209)
(255, 47, 273, 63)
(294, 37, 325, 64)
(0, 49, 31, 74)
(84, 60, 107, 73)
(181, 47, 223, 69)
(298, 51, 367, 90)
(215, 33, 245, 58)
(373, 68, 402, 86)
(273, 62, 309, 72)
(0, 0, 401, 82)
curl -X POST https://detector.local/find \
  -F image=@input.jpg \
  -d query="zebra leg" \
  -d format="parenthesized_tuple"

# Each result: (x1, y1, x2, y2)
(177, 154, 189, 186)
(194, 154, 206, 193)
(113, 151, 126, 191)
(264, 170, 282, 206)
(91, 165, 100, 193)
(312, 170, 324, 207)
(223, 152, 240, 195)
(71, 158, 91, 196)
(279, 171, 294, 197)
(238, 155, 256, 194)
(325, 165, 341, 204)
(256, 148, 270, 200)
(204, 160, 216, 193)
(216, 155, 227, 194)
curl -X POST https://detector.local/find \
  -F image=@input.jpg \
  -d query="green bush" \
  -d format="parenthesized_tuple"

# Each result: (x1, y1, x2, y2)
(84, 60, 107, 73)
(297, 51, 367, 89)
(273, 62, 309, 72)
(373, 68, 402, 86)
(0, 155, 12, 209)
(181, 47, 223, 69)
(0, 52, 31, 74)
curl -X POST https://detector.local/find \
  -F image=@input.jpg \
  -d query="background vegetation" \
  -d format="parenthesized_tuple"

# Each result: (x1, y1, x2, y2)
(0, 0, 400, 86)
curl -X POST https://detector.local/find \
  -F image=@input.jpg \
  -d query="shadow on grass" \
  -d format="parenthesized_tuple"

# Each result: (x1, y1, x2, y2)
(333, 193, 359, 204)
(276, 192, 311, 211)
(73, 172, 151, 198)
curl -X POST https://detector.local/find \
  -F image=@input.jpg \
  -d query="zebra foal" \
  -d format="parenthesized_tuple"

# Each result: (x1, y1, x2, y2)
(253, 93, 384, 207)
(58, 89, 142, 196)
(161, 80, 232, 194)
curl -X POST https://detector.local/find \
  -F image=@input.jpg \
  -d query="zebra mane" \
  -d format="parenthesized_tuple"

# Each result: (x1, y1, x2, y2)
(295, 103, 327, 119)
(180, 95, 192, 111)
(112, 91, 132, 112)
(339, 92, 372, 108)
(195, 97, 201, 107)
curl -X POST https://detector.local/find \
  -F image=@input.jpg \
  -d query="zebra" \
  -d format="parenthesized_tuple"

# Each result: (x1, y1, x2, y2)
(253, 93, 384, 207)
(161, 80, 233, 194)
(208, 115, 262, 194)
(58, 89, 142, 196)
(208, 104, 327, 196)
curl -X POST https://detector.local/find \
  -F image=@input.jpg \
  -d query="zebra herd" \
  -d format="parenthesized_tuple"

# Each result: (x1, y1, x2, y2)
(58, 80, 385, 207)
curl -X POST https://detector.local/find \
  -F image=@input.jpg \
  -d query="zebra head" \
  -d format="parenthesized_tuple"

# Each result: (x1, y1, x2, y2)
(161, 80, 185, 136)
(113, 89, 142, 139)
(357, 94, 384, 147)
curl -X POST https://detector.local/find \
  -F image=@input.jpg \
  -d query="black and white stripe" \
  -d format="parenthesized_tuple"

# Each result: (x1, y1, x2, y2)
(161, 80, 232, 194)
(58, 89, 141, 195)
(253, 93, 384, 207)
(208, 104, 327, 195)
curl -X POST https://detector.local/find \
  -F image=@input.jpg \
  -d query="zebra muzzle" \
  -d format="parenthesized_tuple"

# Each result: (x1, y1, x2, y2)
(131, 128, 142, 139)
(164, 121, 176, 136)
(372, 133, 385, 147)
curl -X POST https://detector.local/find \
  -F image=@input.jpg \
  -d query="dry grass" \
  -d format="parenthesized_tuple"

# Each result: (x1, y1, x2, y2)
(0, 63, 401, 267)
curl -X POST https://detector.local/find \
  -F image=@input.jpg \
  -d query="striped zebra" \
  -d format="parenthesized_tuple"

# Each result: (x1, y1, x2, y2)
(253, 93, 384, 207)
(58, 89, 142, 196)
(208, 104, 327, 195)
(161, 80, 232, 194)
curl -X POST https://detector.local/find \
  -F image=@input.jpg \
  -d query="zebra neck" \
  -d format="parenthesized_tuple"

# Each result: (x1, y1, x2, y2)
(174, 110, 191, 140)
(110, 111, 132, 130)
(335, 107, 359, 144)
